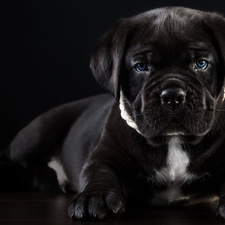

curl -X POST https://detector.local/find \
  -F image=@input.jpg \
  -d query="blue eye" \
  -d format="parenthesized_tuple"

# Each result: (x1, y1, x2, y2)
(195, 60, 208, 69)
(135, 63, 148, 72)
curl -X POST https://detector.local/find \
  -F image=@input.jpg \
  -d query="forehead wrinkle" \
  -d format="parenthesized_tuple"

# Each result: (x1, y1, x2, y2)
(151, 8, 210, 43)
(125, 45, 151, 67)
(188, 42, 214, 49)
(188, 42, 218, 62)
(125, 8, 218, 64)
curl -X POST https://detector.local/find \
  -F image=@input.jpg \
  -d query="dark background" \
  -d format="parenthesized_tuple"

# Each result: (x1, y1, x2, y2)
(1, 0, 225, 150)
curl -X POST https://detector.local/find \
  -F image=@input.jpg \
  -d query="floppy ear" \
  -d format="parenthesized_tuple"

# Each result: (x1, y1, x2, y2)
(90, 19, 130, 101)
(207, 13, 225, 95)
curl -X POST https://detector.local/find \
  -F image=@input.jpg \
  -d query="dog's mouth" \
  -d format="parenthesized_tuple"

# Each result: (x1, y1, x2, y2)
(159, 118, 202, 136)
(136, 112, 213, 145)
(120, 80, 215, 145)
(120, 105, 213, 145)
(120, 102, 211, 145)
(130, 104, 214, 145)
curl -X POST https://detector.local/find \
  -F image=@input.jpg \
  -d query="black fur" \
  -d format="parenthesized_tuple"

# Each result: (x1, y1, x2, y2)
(3, 7, 225, 220)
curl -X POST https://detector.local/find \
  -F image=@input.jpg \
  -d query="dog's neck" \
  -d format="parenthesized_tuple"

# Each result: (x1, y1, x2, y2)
(119, 91, 141, 134)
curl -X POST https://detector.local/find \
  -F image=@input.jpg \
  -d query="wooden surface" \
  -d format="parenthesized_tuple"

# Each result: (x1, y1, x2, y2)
(0, 192, 223, 225)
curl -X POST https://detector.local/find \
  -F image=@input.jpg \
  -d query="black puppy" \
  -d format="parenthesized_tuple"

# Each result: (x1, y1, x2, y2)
(4, 6, 225, 220)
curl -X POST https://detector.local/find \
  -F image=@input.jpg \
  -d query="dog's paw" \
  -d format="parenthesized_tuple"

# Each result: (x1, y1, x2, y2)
(68, 189, 125, 220)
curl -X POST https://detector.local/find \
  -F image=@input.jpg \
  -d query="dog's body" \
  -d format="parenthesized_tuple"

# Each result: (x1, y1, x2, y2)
(4, 6, 225, 220)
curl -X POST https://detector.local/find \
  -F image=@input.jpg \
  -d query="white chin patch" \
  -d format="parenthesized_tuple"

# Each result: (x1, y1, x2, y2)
(119, 91, 141, 134)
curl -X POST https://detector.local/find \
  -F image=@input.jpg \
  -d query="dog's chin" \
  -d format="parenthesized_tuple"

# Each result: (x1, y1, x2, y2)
(142, 125, 207, 146)
(145, 133, 205, 146)
(119, 97, 211, 146)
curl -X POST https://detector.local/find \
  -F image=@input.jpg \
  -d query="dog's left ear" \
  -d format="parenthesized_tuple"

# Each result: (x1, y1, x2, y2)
(90, 19, 130, 101)
(209, 14, 225, 63)
(207, 13, 225, 94)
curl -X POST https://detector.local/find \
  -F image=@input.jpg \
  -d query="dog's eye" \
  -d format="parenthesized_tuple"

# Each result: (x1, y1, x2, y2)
(195, 60, 208, 70)
(135, 63, 148, 72)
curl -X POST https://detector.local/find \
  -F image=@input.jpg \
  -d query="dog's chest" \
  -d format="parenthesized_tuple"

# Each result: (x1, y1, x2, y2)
(151, 136, 195, 205)
(155, 136, 194, 184)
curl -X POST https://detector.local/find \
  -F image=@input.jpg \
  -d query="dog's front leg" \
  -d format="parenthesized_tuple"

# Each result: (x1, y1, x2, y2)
(68, 162, 125, 220)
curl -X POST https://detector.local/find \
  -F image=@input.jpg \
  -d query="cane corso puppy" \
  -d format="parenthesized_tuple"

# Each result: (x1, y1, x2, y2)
(4, 6, 225, 220)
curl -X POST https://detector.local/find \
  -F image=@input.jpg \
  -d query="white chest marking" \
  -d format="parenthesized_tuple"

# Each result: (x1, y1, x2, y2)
(48, 158, 69, 189)
(155, 136, 195, 185)
(151, 137, 196, 205)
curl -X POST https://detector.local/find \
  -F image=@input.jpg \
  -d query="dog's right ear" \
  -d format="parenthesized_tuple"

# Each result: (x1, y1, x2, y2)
(90, 19, 130, 101)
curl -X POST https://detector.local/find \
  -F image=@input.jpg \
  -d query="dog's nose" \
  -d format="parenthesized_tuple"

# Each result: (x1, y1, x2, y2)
(160, 88, 186, 110)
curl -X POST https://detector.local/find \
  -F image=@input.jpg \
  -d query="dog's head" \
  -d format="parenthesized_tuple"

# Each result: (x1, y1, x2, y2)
(90, 7, 225, 145)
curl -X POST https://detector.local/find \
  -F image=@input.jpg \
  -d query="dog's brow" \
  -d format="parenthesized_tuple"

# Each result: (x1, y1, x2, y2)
(133, 50, 152, 57)
(188, 42, 212, 50)
(126, 45, 152, 58)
